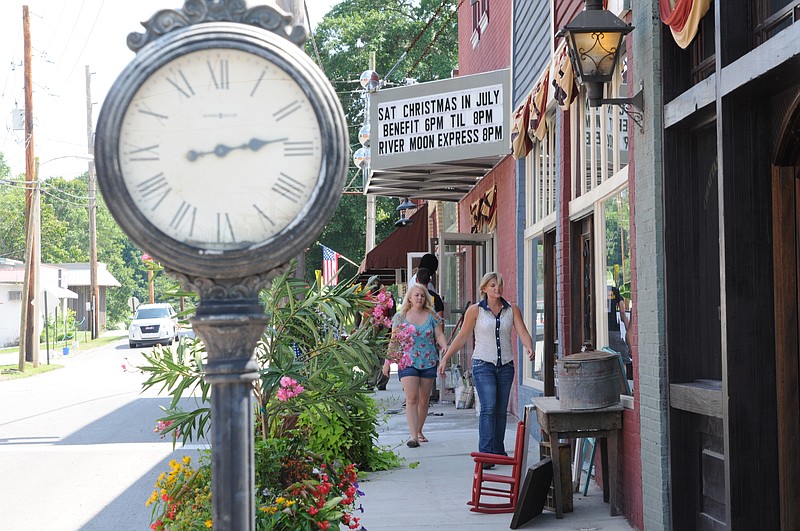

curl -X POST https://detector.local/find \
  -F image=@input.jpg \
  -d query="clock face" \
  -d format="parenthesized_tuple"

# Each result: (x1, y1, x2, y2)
(117, 47, 323, 252)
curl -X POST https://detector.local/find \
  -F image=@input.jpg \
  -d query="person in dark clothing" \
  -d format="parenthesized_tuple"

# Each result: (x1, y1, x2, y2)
(415, 268, 444, 322)
(410, 253, 439, 291)
(608, 286, 632, 379)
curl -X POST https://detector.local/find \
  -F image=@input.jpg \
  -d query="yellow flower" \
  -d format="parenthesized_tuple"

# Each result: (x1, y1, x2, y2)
(182, 455, 191, 465)
(276, 497, 286, 505)
(146, 491, 158, 506)
(158, 472, 166, 482)
(169, 459, 177, 468)
(285, 500, 296, 507)
(204, 520, 212, 528)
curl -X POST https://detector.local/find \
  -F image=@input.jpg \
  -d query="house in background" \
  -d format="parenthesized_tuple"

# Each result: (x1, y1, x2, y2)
(0, 258, 78, 348)
(54, 263, 121, 332)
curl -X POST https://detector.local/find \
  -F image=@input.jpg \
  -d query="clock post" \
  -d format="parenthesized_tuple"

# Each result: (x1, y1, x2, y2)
(172, 270, 282, 530)
(93, 2, 349, 529)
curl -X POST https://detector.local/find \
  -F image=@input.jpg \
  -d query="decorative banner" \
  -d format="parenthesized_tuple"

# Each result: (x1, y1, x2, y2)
(511, 94, 533, 160)
(660, 0, 711, 49)
(470, 185, 497, 234)
(370, 69, 510, 170)
(552, 44, 578, 111)
(528, 66, 550, 142)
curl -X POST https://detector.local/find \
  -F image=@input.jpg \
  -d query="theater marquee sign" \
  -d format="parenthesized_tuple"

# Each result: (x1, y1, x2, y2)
(370, 69, 510, 171)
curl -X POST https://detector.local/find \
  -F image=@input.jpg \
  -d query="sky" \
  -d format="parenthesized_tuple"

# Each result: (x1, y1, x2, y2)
(0, 0, 340, 181)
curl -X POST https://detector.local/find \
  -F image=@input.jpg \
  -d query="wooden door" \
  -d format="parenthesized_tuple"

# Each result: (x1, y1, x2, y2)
(773, 92, 800, 531)
(543, 230, 557, 396)
(570, 216, 594, 352)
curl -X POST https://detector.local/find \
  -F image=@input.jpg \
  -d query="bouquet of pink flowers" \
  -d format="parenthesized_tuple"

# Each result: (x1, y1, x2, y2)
(388, 322, 415, 370)
(368, 287, 394, 328)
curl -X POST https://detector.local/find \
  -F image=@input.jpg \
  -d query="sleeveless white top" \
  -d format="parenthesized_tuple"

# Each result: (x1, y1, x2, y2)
(472, 298, 514, 366)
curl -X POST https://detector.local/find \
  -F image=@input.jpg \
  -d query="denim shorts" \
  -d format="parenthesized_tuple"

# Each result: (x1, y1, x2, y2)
(398, 365, 437, 380)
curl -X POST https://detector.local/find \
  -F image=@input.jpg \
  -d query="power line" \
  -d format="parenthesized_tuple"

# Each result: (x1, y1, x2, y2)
(407, 0, 462, 78)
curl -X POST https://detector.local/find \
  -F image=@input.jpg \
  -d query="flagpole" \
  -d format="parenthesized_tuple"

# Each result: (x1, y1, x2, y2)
(316, 242, 359, 268)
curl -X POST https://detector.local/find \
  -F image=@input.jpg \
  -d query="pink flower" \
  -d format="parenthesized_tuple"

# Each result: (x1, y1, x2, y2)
(368, 287, 395, 328)
(276, 377, 305, 401)
(154, 420, 180, 439)
(389, 323, 416, 369)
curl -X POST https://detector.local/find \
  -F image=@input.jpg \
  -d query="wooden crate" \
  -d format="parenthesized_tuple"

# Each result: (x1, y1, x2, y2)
(540, 441, 573, 513)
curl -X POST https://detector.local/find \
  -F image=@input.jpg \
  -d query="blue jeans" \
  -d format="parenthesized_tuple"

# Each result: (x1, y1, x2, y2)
(472, 359, 515, 454)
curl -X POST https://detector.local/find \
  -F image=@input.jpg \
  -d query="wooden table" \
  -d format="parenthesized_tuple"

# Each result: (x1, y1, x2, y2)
(532, 397, 623, 518)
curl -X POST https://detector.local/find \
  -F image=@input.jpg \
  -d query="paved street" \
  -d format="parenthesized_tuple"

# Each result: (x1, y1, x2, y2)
(0, 335, 202, 530)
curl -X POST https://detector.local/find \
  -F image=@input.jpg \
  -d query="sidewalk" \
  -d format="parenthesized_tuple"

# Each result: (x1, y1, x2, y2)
(0, 330, 129, 368)
(358, 372, 634, 530)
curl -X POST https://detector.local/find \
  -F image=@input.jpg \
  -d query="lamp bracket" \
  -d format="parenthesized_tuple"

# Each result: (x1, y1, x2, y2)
(598, 85, 644, 134)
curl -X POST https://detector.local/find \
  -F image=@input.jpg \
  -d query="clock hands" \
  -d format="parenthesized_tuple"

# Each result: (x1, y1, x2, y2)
(186, 137, 288, 161)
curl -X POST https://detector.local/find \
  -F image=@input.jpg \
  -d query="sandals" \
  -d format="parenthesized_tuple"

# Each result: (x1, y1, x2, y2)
(407, 439, 420, 448)
(418, 434, 429, 443)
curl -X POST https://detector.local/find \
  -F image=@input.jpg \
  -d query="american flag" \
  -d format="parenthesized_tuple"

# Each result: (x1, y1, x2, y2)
(322, 245, 340, 286)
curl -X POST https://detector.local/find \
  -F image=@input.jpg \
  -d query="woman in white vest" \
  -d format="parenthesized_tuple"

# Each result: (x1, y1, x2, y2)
(439, 272, 534, 466)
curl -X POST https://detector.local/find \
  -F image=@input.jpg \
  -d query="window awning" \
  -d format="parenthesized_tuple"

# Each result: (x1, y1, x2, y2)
(357, 204, 428, 285)
(365, 157, 503, 202)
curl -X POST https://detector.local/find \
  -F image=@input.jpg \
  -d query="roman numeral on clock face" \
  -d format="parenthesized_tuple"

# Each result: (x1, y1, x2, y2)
(284, 141, 314, 157)
(253, 204, 275, 226)
(166, 70, 195, 98)
(137, 107, 168, 125)
(135, 173, 171, 210)
(170, 201, 196, 236)
(208, 59, 229, 90)
(272, 173, 305, 203)
(217, 213, 236, 243)
(128, 144, 160, 162)
(273, 100, 302, 122)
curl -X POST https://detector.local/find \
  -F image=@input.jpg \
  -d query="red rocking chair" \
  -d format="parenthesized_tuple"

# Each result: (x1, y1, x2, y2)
(468, 420, 526, 513)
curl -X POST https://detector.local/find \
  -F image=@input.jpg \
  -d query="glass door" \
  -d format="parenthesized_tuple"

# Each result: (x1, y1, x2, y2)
(436, 232, 493, 369)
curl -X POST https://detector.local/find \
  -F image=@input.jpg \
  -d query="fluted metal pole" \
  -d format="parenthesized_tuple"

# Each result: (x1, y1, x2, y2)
(192, 297, 268, 531)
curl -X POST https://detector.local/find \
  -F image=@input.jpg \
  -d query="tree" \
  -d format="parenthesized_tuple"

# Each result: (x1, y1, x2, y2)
(304, 0, 459, 281)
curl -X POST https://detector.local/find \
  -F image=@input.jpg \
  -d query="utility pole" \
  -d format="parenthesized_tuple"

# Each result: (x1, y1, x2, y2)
(276, 0, 304, 27)
(365, 52, 377, 254)
(86, 65, 99, 339)
(278, 2, 308, 279)
(19, 5, 40, 369)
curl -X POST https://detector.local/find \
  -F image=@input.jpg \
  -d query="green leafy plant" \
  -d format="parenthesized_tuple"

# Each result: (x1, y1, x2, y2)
(147, 453, 212, 531)
(40, 307, 76, 343)
(254, 440, 365, 531)
(138, 266, 401, 528)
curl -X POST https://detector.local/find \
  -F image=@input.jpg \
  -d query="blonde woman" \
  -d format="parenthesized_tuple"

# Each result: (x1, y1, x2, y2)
(439, 272, 534, 461)
(384, 282, 447, 447)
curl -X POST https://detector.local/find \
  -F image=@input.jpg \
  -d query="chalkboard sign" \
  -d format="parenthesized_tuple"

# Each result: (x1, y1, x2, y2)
(510, 457, 553, 529)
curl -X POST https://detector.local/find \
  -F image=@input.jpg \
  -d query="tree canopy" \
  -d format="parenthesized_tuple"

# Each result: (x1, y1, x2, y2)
(304, 0, 458, 281)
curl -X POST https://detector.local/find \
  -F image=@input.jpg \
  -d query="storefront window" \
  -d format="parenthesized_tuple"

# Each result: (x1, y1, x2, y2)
(573, 53, 629, 199)
(533, 238, 545, 382)
(523, 237, 545, 388)
(602, 188, 632, 386)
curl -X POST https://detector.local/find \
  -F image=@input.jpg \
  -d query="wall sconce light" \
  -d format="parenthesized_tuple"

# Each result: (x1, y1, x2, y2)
(395, 198, 416, 227)
(558, 0, 644, 132)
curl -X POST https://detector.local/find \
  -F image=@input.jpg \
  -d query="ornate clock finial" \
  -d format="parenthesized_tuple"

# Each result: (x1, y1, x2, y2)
(127, 0, 307, 52)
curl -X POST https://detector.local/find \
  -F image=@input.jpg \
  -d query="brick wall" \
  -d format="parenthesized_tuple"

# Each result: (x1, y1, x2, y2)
(458, 157, 519, 412)
(632, 1, 670, 529)
(458, 0, 511, 76)
(555, 109, 572, 361)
